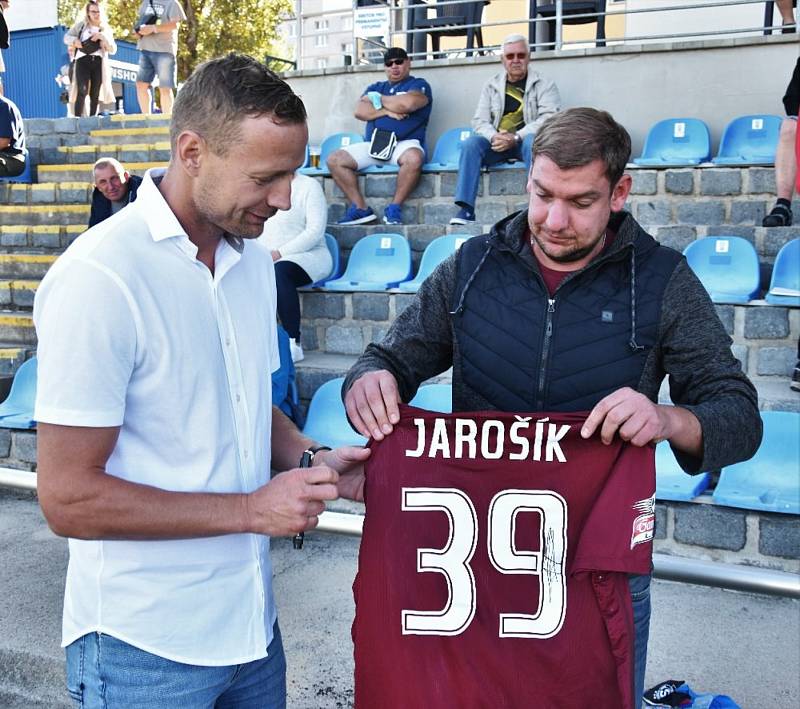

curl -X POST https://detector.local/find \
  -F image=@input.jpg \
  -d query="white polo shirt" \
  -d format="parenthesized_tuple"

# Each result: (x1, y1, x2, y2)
(33, 169, 281, 666)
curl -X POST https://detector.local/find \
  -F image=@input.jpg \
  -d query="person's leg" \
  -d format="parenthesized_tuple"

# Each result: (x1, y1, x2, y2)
(87, 56, 103, 116)
(136, 51, 157, 115)
(520, 133, 535, 182)
(73, 55, 91, 117)
(159, 87, 174, 115)
(763, 118, 797, 226)
(453, 135, 493, 211)
(65, 632, 231, 708)
(391, 147, 424, 205)
(155, 52, 177, 115)
(629, 573, 652, 709)
(136, 82, 152, 115)
(777, 0, 796, 25)
(274, 261, 312, 341)
(328, 148, 367, 208)
(216, 621, 287, 709)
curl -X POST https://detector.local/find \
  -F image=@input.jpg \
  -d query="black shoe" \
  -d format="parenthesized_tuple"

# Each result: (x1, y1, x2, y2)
(782, 21, 797, 34)
(762, 204, 793, 227)
(792, 365, 800, 392)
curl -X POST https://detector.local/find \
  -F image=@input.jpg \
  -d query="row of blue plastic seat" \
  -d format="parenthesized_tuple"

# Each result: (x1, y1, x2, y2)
(297, 114, 785, 179)
(684, 237, 799, 306)
(302, 378, 800, 515)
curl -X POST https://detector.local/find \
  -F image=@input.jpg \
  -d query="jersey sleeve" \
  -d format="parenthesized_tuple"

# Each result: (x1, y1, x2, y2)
(34, 259, 137, 427)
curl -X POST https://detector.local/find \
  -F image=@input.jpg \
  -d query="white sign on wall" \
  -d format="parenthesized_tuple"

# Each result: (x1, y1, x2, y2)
(354, 5, 390, 38)
(5, 0, 57, 31)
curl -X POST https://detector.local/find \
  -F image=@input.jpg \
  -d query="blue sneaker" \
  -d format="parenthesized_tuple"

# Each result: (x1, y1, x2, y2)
(449, 206, 475, 225)
(338, 204, 377, 225)
(383, 203, 403, 225)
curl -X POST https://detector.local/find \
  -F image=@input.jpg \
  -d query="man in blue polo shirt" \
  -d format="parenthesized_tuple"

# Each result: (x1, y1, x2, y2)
(328, 47, 432, 225)
(0, 93, 26, 178)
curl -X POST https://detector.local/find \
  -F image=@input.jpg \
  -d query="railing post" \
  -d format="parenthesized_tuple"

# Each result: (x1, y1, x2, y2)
(555, 0, 563, 50)
(296, 0, 304, 70)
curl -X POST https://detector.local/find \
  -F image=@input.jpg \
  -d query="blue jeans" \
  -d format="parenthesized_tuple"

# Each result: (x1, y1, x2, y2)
(629, 573, 652, 709)
(453, 133, 535, 209)
(137, 50, 177, 88)
(65, 621, 286, 708)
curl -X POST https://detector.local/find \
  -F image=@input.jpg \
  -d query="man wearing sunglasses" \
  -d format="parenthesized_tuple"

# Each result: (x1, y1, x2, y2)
(328, 47, 432, 226)
(450, 34, 560, 225)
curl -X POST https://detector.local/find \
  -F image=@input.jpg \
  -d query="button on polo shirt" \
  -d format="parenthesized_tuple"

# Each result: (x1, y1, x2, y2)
(33, 169, 281, 666)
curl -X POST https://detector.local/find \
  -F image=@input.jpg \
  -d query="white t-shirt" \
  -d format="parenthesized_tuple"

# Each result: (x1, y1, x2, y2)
(33, 168, 282, 666)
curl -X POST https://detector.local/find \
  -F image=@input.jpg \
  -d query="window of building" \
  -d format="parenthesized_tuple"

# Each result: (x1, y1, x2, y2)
(316, 58, 328, 68)
(314, 34, 328, 47)
(315, 19, 329, 31)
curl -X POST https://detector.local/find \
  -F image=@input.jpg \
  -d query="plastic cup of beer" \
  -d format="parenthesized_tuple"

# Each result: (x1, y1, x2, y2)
(310, 146, 321, 169)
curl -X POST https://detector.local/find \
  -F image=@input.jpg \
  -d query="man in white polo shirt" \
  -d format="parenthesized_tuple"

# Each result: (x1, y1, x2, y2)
(33, 53, 367, 708)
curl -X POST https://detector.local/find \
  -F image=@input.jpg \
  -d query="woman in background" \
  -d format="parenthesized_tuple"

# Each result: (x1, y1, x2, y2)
(260, 172, 332, 363)
(64, 2, 116, 117)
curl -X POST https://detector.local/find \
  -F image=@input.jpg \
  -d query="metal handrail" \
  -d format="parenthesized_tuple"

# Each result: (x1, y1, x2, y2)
(2, 467, 797, 599)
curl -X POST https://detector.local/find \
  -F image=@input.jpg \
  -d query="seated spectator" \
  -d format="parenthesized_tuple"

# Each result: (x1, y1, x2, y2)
(776, 0, 796, 32)
(0, 93, 26, 178)
(259, 172, 332, 362)
(328, 47, 432, 225)
(450, 34, 560, 225)
(88, 158, 143, 227)
(763, 56, 798, 227)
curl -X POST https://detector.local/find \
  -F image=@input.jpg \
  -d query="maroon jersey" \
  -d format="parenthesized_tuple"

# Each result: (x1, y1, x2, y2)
(352, 406, 655, 709)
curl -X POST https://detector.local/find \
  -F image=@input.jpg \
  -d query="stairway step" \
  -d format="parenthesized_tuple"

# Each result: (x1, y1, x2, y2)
(4, 183, 91, 205)
(0, 280, 39, 309)
(0, 205, 89, 227)
(0, 254, 58, 280)
(0, 345, 33, 375)
(89, 126, 170, 145)
(0, 311, 35, 345)
(56, 143, 171, 164)
(36, 162, 166, 183)
(1, 226, 82, 252)
(110, 112, 171, 127)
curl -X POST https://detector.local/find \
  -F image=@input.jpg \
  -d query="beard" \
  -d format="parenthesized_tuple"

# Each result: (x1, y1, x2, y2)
(530, 228, 606, 264)
(193, 179, 274, 239)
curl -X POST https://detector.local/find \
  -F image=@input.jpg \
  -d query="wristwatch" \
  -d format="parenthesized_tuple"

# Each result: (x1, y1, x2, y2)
(293, 444, 332, 550)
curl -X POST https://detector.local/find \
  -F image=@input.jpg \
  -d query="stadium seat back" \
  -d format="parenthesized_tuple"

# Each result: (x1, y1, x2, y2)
(0, 159, 33, 184)
(655, 441, 711, 501)
(310, 234, 343, 288)
(302, 377, 368, 448)
(325, 233, 412, 290)
(712, 115, 782, 165)
(397, 233, 472, 292)
(409, 383, 452, 413)
(713, 412, 800, 514)
(423, 127, 472, 170)
(683, 236, 760, 303)
(765, 238, 800, 306)
(301, 132, 364, 175)
(0, 357, 37, 429)
(633, 118, 711, 166)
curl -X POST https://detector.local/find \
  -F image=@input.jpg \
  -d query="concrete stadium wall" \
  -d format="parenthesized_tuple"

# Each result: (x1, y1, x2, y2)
(285, 35, 797, 157)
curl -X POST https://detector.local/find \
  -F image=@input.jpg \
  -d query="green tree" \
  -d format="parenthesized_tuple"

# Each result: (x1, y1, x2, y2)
(58, 0, 293, 82)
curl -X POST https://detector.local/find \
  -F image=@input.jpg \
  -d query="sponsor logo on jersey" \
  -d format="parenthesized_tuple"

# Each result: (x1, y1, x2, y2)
(630, 494, 656, 549)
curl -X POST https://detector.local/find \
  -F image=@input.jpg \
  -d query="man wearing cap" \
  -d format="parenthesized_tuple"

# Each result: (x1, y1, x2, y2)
(450, 33, 560, 225)
(328, 47, 432, 226)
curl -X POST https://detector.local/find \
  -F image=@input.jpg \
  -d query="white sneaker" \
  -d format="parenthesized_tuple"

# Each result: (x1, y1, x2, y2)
(290, 338, 304, 363)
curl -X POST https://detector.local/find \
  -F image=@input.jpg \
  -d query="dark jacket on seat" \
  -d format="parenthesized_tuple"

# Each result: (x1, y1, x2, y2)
(88, 173, 143, 228)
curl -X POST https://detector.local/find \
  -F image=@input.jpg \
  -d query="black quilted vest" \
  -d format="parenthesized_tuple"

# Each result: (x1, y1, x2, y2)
(450, 211, 682, 412)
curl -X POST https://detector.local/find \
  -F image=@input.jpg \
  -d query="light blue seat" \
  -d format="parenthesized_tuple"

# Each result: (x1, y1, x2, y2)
(396, 233, 472, 293)
(302, 377, 368, 449)
(712, 115, 782, 166)
(713, 411, 800, 514)
(683, 236, 760, 304)
(409, 383, 452, 413)
(300, 132, 364, 177)
(324, 233, 412, 291)
(0, 159, 33, 184)
(765, 239, 800, 307)
(633, 118, 711, 167)
(655, 441, 711, 502)
(309, 234, 343, 288)
(0, 357, 37, 429)
(422, 127, 473, 172)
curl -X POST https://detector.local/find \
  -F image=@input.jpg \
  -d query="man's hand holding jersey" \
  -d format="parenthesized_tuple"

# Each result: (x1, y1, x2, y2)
(344, 369, 402, 441)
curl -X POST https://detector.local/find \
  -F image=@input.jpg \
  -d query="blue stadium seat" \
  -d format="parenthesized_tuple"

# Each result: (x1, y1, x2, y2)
(302, 377, 368, 449)
(683, 236, 760, 303)
(633, 118, 711, 166)
(655, 441, 711, 502)
(713, 411, 800, 514)
(0, 159, 33, 184)
(409, 383, 452, 413)
(324, 233, 412, 291)
(0, 357, 37, 429)
(271, 327, 302, 426)
(300, 132, 364, 176)
(422, 127, 473, 172)
(765, 238, 800, 307)
(712, 115, 782, 165)
(309, 233, 343, 288)
(396, 233, 472, 293)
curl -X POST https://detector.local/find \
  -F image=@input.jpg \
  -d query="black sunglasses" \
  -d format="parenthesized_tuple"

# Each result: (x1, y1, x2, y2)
(504, 52, 528, 60)
(384, 58, 406, 67)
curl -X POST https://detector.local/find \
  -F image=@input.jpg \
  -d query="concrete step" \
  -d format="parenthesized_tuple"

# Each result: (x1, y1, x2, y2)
(0, 311, 35, 345)
(0, 346, 33, 375)
(88, 126, 170, 145)
(0, 254, 58, 280)
(0, 205, 89, 227)
(0, 281, 38, 309)
(1, 226, 82, 251)
(37, 161, 165, 183)
(4, 183, 91, 206)
(55, 142, 171, 164)
(109, 113, 171, 128)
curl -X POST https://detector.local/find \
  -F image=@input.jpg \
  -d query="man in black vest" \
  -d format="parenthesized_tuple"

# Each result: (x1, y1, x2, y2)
(342, 108, 762, 708)
(88, 157, 143, 227)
